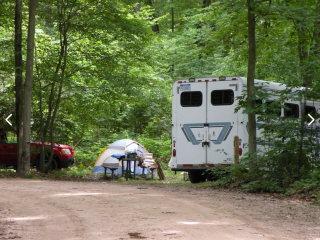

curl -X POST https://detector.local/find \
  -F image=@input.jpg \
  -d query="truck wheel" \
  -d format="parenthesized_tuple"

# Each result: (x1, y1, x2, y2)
(36, 158, 57, 172)
(49, 158, 58, 171)
(188, 171, 206, 183)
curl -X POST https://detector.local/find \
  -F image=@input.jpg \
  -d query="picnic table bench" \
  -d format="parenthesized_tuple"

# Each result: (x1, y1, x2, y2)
(102, 162, 119, 179)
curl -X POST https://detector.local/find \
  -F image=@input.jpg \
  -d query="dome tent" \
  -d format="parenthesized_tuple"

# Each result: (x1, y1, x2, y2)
(92, 139, 149, 175)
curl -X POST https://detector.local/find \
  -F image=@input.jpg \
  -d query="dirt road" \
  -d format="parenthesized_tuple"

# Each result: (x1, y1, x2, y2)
(0, 179, 319, 240)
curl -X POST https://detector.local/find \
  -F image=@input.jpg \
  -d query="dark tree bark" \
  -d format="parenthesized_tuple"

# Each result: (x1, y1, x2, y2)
(171, 4, 174, 33)
(145, 0, 159, 33)
(203, 0, 211, 8)
(19, 0, 37, 175)
(247, 0, 257, 160)
(15, 0, 23, 175)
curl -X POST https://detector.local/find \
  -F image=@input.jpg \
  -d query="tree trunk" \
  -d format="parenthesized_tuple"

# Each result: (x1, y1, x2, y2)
(310, 1, 320, 83)
(297, 23, 311, 87)
(44, 1, 68, 170)
(19, 0, 37, 175)
(35, 49, 46, 173)
(203, 0, 211, 8)
(171, 5, 174, 33)
(145, 0, 159, 33)
(15, 0, 24, 175)
(247, 0, 257, 162)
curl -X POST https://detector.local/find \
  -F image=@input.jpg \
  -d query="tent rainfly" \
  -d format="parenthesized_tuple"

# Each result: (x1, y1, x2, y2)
(92, 139, 150, 175)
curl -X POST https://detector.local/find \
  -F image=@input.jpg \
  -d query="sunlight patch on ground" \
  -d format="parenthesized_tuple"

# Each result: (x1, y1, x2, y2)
(8, 216, 47, 221)
(178, 221, 231, 225)
(178, 221, 200, 225)
(49, 192, 145, 197)
(50, 192, 104, 197)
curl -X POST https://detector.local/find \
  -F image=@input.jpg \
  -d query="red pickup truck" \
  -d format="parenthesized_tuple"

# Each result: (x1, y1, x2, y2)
(0, 127, 75, 170)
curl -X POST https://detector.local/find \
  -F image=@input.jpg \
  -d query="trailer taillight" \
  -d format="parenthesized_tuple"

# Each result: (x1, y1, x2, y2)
(173, 149, 176, 157)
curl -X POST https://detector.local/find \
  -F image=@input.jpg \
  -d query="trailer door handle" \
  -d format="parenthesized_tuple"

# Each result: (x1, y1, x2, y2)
(202, 141, 210, 147)
(202, 123, 210, 147)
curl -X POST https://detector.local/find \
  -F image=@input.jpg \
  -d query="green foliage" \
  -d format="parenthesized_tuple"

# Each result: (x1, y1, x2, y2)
(289, 170, 320, 194)
(67, 164, 93, 177)
(22, 172, 38, 179)
(136, 136, 171, 161)
(206, 164, 248, 186)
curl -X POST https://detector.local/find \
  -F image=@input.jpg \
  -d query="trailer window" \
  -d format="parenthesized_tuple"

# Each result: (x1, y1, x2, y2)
(211, 90, 234, 105)
(305, 105, 316, 116)
(181, 91, 202, 107)
(284, 103, 299, 118)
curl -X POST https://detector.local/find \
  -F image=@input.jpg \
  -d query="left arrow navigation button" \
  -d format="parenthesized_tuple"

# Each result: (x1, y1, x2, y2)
(5, 114, 12, 126)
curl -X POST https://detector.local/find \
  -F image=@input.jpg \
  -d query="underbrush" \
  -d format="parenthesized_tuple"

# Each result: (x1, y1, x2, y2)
(206, 164, 320, 203)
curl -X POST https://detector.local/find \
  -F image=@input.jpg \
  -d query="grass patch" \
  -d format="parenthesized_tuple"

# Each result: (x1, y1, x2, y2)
(22, 172, 38, 179)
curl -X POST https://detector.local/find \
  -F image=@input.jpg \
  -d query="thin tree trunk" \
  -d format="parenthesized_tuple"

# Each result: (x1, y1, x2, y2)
(20, 0, 37, 175)
(203, 0, 211, 8)
(247, 0, 257, 163)
(15, 0, 24, 175)
(35, 47, 46, 172)
(145, 0, 159, 33)
(47, 1, 69, 168)
(171, 4, 174, 33)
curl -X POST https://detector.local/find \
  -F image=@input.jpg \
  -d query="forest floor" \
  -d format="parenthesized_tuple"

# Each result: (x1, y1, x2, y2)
(0, 178, 320, 240)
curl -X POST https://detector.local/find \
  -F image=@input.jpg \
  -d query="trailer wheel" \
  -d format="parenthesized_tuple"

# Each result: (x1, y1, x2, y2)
(188, 171, 206, 183)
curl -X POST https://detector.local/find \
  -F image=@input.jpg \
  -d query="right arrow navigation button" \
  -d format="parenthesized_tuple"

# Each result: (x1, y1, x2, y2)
(308, 114, 315, 126)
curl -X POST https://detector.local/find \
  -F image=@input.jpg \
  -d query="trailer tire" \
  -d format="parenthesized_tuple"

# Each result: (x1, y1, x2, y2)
(188, 170, 206, 183)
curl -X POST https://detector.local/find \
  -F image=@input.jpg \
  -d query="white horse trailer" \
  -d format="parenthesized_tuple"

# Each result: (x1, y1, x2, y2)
(170, 76, 320, 183)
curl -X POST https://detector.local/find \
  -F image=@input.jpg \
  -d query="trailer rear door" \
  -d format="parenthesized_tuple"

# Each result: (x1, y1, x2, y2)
(174, 82, 207, 168)
(172, 78, 239, 170)
(206, 81, 238, 165)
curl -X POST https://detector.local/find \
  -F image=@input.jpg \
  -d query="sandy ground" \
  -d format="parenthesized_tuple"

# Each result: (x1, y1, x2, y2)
(0, 179, 319, 240)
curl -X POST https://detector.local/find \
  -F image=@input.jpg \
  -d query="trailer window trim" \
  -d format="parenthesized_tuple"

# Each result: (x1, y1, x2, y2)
(180, 91, 203, 107)
(211, 89, 234, 106)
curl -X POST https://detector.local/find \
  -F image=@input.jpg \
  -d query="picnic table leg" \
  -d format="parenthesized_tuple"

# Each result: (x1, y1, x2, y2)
(126, 160, 130, 181)
(121, 159, 124, 177)
(150, 167, 156, 180)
